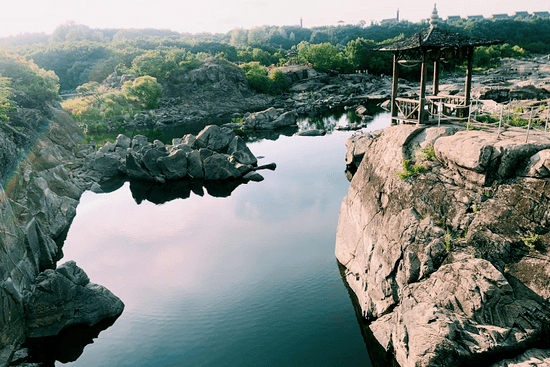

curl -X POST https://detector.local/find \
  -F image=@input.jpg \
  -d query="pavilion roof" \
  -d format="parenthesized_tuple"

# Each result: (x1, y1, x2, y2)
(376, 27, 501, 52)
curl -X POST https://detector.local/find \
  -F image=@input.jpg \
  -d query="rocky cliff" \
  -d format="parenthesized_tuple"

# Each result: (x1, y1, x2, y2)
(0, 102, 123, 366)
(336, 124, 550, 366)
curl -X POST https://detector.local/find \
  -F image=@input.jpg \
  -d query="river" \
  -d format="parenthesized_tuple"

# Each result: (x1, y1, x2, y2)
(52, 112, 390, 366)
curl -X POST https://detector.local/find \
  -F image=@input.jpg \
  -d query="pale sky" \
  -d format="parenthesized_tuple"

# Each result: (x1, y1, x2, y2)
(1, 0, 549, 38)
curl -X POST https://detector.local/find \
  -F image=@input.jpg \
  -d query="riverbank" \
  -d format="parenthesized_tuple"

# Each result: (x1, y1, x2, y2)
(337, 123, 550, 366)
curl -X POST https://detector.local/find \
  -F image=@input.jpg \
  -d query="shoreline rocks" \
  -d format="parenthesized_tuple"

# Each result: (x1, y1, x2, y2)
(336, 124, 550, 367)
(86, 124, 271, 185)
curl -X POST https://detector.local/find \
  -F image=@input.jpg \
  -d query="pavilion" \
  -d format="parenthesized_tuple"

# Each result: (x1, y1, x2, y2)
(377, 5, 502, 125)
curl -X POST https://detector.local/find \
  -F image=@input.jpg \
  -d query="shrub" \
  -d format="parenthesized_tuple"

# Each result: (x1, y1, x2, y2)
(123, 75, 162, 109)
(395, 157, 427, 180)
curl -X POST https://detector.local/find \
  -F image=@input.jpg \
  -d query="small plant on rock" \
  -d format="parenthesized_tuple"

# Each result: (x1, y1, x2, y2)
(521, 233, 541, 249)
(395, 157, 427, 180)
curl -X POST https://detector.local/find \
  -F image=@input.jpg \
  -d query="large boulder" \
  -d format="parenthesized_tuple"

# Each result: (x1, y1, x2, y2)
(196, 125, 235, 153)
(227, 136, 257, 166)
(158, 149, 188, 180)
(243, 107, 298, 130)
(203, 153, 243, 180)
(24, 261, 124, 338)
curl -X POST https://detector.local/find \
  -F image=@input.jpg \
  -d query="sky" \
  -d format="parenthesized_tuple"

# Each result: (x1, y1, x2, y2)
(1, 0, 549, 38)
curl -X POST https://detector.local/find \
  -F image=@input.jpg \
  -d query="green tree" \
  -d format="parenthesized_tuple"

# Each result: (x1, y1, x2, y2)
(0, 51, 59, 103)
(297, 42, 345, 72)
(0, 76, 16, 121)
(240, 62, 271, 94)
(123, 75, 162, 109)
(268, 69, 290, 94)
(131, 50, 166, 81)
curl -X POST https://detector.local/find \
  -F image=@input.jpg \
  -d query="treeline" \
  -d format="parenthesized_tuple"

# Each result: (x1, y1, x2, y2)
(0, 18, 547, 92)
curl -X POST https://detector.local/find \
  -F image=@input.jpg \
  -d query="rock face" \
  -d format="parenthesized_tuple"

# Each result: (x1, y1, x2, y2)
(0, 102, 124, 366)
(336, 124, 550, 367)
(24, 261, 124, 338)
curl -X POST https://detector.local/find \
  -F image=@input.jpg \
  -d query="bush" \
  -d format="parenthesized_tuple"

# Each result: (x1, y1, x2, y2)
(268, 69, 290, 94)
(123, 76, 162, 109)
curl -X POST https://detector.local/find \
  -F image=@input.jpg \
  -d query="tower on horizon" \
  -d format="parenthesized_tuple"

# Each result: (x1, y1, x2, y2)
(397, 8, 400, 22)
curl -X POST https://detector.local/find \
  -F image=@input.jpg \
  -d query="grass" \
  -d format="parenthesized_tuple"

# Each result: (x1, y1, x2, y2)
(521, 233, 541, 249)
(395, 158, 427, 180)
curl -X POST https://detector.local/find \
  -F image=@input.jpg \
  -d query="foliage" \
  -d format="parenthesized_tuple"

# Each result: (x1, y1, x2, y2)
(418, 144, 436, 161)
(474, 44, 528, 69)
(268, 69, 290, 94)
(521, 233, 540, 249)
(297, 42, 346, 72)
(123, 76, 162, 109)
(0, 76, 16, 121)
(395, 157, 428, 180)
(0, 51, 59, 103)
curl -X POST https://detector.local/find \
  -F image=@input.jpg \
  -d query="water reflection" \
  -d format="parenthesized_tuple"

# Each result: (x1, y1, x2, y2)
(22, 317, 119, 366)
(46, 110, 391, 367)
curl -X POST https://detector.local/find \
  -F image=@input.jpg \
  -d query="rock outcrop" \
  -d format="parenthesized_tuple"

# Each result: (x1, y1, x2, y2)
(336, 124, 550, 367)
(86, 124, 268, 184)
(0, 102, 124, 366)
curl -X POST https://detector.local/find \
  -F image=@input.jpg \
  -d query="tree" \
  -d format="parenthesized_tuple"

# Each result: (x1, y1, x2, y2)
(0, 76, 16, 121)
(297, 42, 345, 72)
(123, 75, 162, 109)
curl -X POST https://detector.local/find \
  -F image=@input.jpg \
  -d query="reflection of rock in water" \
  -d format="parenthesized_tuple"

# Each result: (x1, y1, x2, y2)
(129, 178, 246, 205)
(21, 316, 119, 366)
(337, 262, 399, 367)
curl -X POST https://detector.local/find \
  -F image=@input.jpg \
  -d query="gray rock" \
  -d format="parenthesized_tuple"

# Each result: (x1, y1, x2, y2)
(227, 136, 257, 166)
(295, 129, 326, 136)
(141, 147, 168, 179)
(196, 125, 235, 152)
(24, 261, 124, 338)
(186, 150, 204, 179)
(242, 172, 264, 182)
(25, 218, 58, 272)
(525, 149, 550, 178)
(88, 152, 122, 180)
(243, 107, 298, 130)
(490, 349, 550, 367)
(157, 149, 188, 180)
(125, 150, 152, 181)
(98, 141, 116, 154)
(203, 153, 241, 180)
(131, 134, 149, 150)
(115, 134, 131, 150)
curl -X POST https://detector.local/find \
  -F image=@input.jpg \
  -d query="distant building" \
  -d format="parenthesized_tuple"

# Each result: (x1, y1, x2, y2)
(381, 18, 398, 24)
(446, 15, 462, 22)
(513, 11, 530, 18)
(533, 11, 550, 18)
(466, 15, 484, 21)
(491, 14, 509, 19)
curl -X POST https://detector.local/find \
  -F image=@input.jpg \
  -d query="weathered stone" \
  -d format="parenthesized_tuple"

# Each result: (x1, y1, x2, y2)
(243, 107, 298, 130)
(242, 172, 264, 182)
(227, 136, 257, 166)
(525, 149, 550, 178)
(196, 125, 235, 152)
(125, 150, 152, 181)
(24, 261, 124, 338)
(141, 147, 168, 179)
(186, 150, 204, 179)
(490, 349, 550, 367)
(157, 149, 188, 180)
(114, 134, 131, 150)
(98, 141, 115, 153)
(131, 134, 149, 150)
(337, 124, 550, 367)
(25, 218, 58, 272)
(203, 153, 241, 180)
(88, 152, 122, 180)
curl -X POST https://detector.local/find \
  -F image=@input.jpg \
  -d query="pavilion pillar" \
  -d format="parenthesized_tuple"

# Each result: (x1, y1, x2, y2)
(433, 60, 440, 96)
(390, 53, 399, 124)
(418, 54, 428, 124)
(463, 46, 474, 117)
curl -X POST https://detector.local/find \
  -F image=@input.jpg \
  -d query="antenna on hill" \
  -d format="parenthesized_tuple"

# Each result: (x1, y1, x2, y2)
(300, 17, 303, 28)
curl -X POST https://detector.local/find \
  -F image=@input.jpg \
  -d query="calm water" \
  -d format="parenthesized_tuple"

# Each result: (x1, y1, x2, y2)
(54, 113, 390, 367)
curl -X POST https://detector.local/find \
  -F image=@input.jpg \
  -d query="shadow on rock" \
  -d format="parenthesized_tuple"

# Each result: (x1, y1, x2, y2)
(21, 316, 120, 366)
(337, 261, 399, 367)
